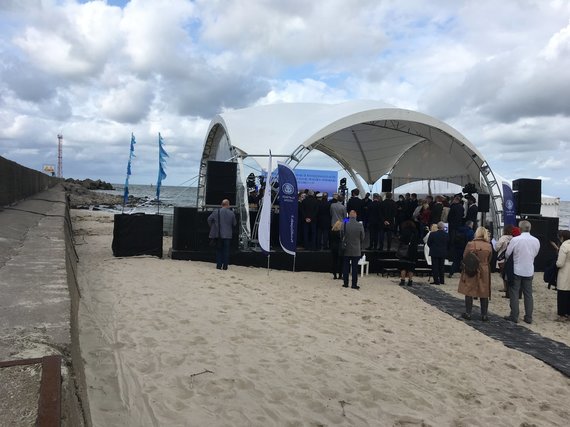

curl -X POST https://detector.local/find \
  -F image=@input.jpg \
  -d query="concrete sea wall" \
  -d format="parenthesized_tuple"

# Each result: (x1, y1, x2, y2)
(0, 156, 59, 207)
(0, 158, 90, 425)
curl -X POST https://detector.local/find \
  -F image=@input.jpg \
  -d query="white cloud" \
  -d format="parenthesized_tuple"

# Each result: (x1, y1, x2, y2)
(0, 0, 569, 199)
(100, 77, 154, 123)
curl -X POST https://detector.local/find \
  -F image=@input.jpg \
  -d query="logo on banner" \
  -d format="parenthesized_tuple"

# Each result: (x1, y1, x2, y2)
(282, 182, 295, 195)
(505, 199, 514, 210)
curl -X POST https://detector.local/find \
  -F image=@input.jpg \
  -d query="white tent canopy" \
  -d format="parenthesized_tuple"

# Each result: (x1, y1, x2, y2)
(197, 100, 503, 244)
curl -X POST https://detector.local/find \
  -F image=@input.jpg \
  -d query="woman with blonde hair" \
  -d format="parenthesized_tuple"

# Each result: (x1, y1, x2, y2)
(458, 226, 493, 321)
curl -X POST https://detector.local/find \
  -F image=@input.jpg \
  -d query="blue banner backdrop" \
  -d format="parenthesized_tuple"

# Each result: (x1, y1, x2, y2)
(294, 169, 338, 197)
(278, 164, 298, 255)
(502, 182, 516, 226)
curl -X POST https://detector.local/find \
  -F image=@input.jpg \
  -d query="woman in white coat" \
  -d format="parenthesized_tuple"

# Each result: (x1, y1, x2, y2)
(555, 230, 570, 319)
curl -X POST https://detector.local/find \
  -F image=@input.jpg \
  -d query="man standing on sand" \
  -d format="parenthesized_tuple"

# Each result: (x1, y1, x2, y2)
(342, 209, 365, 290)
(504, 220, 540, 324)
(207, 199, 237, 270)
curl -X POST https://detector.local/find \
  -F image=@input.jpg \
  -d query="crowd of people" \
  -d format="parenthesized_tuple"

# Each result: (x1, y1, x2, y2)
(213, 186, 570, 321)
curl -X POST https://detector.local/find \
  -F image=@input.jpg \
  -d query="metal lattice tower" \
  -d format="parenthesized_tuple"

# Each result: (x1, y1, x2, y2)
(57, 134, 63, 178)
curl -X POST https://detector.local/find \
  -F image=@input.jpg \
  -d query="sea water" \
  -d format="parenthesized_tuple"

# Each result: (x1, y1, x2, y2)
(95, 184, 198, 214)
(98, 184, 570, 231)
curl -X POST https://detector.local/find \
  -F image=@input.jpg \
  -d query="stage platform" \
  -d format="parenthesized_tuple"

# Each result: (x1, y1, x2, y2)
(171, 247, 435, 277)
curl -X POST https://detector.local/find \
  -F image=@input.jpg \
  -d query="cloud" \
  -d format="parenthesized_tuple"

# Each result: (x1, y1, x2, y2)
(0, 0, 570, 199)
(100, 77, 154, 123)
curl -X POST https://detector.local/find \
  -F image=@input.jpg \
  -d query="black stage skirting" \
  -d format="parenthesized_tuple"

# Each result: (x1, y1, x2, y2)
(171, 247, 434, 275)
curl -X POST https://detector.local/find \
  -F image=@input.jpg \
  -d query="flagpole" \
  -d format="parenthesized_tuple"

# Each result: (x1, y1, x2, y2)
(293, 254, 296, 272)
(258, 150, 273, 272)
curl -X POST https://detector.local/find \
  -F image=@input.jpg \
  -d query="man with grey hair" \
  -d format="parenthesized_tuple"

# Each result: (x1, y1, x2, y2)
(504, 220, 540, 324)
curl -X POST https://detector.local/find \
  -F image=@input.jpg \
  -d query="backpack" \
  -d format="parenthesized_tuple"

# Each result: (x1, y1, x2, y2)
(463, 251, 480, 277)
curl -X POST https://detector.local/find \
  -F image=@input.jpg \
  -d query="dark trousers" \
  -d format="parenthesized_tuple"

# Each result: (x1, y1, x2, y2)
(317, 227, 330, 250)
(431, 256, 445, 284)
(557, 290, 570, 316)
(331, 250, 343, 278)
(466, 296, 489, 315)
(379, 228, 393, 251)
(343, 256, 360, 287)
(451, 247, 463, 274)
(216, 239, 231, 269)
(303, 221, 317, 250)
(369, 223, 380, 249)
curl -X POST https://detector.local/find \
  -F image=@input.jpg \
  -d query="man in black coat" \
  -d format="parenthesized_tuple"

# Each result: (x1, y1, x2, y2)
(366, 193, 382, 250)
(427, 221, 449, 285)
(380, 192, 398, 251)
(430, 195, 444, 226)
(447, 195, 465, 233)
(316, 192, 331, 250)
(301, 190, 319, 250)
(465, 195, 478, 228)
(346, 189, 363, 221)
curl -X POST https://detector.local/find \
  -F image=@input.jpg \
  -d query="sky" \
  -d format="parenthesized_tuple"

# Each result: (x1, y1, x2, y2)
(1, 0, 570, 199)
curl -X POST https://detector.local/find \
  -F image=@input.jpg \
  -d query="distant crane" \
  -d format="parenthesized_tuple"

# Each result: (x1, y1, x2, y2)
(57, 134, 63, 178)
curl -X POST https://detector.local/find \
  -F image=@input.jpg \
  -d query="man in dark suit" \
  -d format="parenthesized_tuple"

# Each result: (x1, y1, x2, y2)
(465, 195, 478, 228)
(343, 210, 365, 289)
(447, 195, 465, 234)
(301, 190, 319, 250)
(430, 195, 444, 226)
(366, 193, 382, 250)
(346, 188, 363, 221)
(427, 221, 449, 285)
(380, 192, 398, 251)
(316, 192, 331, 250)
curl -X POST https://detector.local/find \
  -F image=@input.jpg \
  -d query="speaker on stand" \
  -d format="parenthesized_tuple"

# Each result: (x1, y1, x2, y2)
(381, 179, 392, 193)
(205, 161, 238, 206)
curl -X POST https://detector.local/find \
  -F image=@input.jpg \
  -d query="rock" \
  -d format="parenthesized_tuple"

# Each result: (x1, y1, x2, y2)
(62, 180, 142, 209)
(64, 178, 115, 191)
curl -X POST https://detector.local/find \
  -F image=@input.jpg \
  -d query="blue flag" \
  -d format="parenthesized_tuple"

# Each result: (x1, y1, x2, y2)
(278, 163, 298, 255)
(502, 182, 516, 226)
(123, 133, 136, 205)
(156, 133, 168, 200)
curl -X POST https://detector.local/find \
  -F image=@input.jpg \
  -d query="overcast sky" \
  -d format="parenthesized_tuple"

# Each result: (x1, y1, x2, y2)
(1, 0, 569, 199)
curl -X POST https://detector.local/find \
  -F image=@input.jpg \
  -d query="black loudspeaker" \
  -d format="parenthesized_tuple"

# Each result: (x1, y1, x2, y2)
(205, 161, 237, 206)
(173, 207, 239, 251)
(112, 214, 163, 257)
(526, 216, 559, 271)
(512, 178, 541, 193)
(477, 194, 490, 212)
(172, 207, 198, 250)
(514, 192, 541, 216)
(381, 179, 392, 193)
(513, 178, 541, 215)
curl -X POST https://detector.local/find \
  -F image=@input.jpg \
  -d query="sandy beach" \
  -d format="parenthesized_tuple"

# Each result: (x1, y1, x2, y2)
(73, 210, 570, 426)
